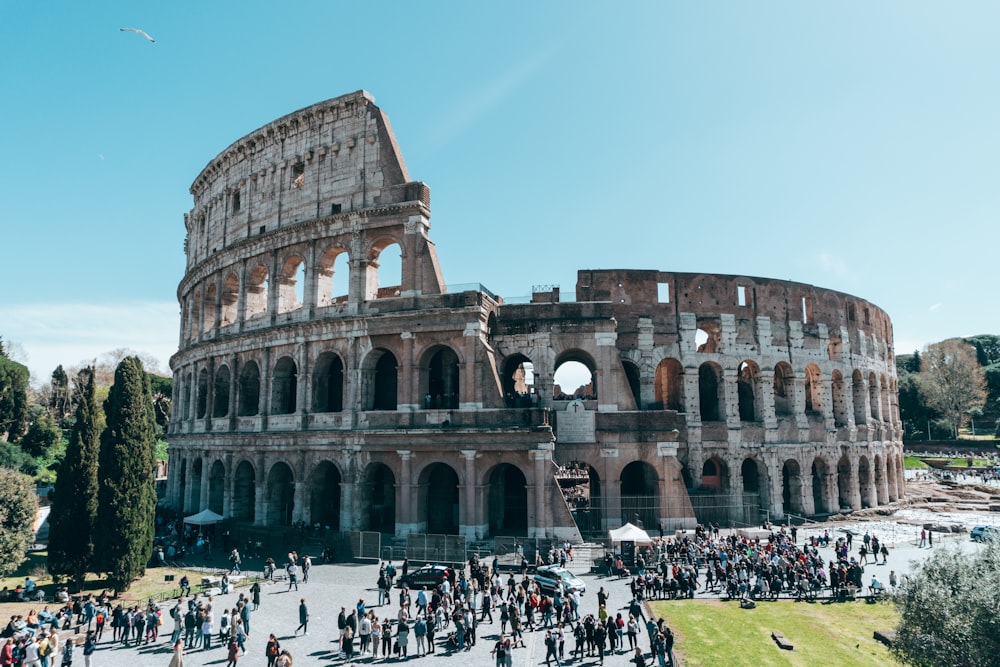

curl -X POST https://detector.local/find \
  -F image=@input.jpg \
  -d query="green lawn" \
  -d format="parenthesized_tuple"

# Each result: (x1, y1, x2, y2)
(903, 455, 928, 469)
(650, 598, 902, 667)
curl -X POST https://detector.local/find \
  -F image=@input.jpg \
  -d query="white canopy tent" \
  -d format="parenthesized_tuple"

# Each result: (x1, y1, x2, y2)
(183, 509, 224, 526)
(608, 522, 653, 544)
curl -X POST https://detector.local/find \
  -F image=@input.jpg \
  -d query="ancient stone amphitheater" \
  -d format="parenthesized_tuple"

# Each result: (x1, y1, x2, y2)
(167, 90, 903, 543)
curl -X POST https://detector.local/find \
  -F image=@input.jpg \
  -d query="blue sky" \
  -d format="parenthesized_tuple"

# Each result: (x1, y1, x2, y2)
(2, 1, 998, 382)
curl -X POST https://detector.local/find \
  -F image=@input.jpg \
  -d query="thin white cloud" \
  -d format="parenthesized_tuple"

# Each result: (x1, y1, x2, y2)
(0, 301, 179, 382)
(928, 303, 942, 312)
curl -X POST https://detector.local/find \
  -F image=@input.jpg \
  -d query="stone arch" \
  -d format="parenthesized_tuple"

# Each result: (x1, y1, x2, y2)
(271, 356, 298, 415)
(317, 246, 350, 307)
(420, 345, 460, 410)
(837, 454, 853, 511)
(245, 263, 269, 319)
(741, 457, 769, 523)
(266, 461, 295, 526)
(363, 348, 398, 410)
(804, 363, 823, 416)
(360, 462, 396, 533)
(238, 360, 261, 416)
(501, 353, 535, 407)
(367, 237, 403, 300)
(773, 362, 794, 418)
(852, 370, 867, 424)
(221, 272, 239, 325)
(782, 459, 804, 515)
(277, 253, 306, 314)
(811, 456, 832, 514)
(196, 368, 209, 419)
(419, 462, 460, 534)
(858, 455, 875, 508)
(831, 370, 848, 427)
(488, 463, 528, 535)
(213, 365, 231, 418)
(208, 459, 225, 515)
(698, 362, 724, 421)
(737, 360, 761, 422)
(620, 461, 659, 529)
(654, 358, 684, 411)
(554, 350, 597, 401)
(232, 460, 256, 522)
(308, 460, 341, 530)
(312, 351, 345, 413)
(203, 283, 217, 333)
(701, 456, 728, 491)
(695, 320, 721, 353)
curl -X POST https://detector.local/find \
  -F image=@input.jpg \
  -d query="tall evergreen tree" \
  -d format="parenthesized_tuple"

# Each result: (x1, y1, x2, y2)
(47, 368, 100, 588)
(49, 365, 71, 421)
(0, 354, 30, 443)
(94, 357, 157, 593)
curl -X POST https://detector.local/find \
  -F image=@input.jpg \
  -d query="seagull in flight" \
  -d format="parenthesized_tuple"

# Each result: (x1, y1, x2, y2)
(120, 27, 155, 43)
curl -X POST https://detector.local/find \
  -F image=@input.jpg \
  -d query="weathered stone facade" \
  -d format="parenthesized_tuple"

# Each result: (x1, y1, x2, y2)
(167, 91, 904, 540)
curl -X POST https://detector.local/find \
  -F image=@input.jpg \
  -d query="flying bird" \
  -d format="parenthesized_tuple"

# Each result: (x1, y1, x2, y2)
(120, 27, 155, 43)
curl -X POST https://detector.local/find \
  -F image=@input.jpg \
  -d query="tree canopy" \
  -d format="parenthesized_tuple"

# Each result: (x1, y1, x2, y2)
(0, 467, 38, 578)
(0, 354, 30, 443)
(918, 339, 987, 438)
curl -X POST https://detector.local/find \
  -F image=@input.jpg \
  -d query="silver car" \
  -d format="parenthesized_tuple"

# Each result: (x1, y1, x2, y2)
(533, 565, 586, 595)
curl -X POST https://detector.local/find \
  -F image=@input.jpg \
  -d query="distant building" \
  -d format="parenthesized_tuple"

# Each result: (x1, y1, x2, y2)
(167, 91, 903, 540)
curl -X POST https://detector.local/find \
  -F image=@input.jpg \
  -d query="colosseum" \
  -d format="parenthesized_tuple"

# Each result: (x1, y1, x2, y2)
(167, 90, 904, 546)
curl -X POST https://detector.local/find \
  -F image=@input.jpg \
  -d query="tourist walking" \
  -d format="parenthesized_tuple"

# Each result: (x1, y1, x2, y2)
(169, 639, 185, 667)
(296, 599, 309, 636)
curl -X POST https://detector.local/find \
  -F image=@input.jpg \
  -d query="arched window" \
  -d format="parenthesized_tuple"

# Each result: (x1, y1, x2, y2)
(424, 346, 460, 409)
(737, 360, 760, 422)
(213, 365, 231, 418)
(203, 283, 217, 333)
(196, 368, 208, 419)
(554, 352, 596, 401)
(245, 264, 269, 319)
(277, 254, 305, 314)
(698, 363, 724, 421)
(804, 364, 823, 415)
(317, 247, 350, 307)
(654, 359, 684, 411)
(271, 356, 298, 414)
(502, 355, 535, 407)
(312, 352, 344, 413)
(367, 239, 402, 300)
(773, 362, 794, 417)
(238, 361, 261, 416)
(221, 273, 239, 326)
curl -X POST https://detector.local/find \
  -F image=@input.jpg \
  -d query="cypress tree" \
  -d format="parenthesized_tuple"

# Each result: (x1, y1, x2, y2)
(94, 357, 158, 593)
(47, 368, 100, 589)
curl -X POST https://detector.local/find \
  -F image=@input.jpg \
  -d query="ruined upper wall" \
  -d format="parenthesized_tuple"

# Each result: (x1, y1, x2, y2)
(183, 90, 419, 267)
(577, 269, 894, 353)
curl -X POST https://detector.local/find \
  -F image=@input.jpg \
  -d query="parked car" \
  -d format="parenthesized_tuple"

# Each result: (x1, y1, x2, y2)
(395, 564, 454, 589)
(971, 526, 999, 542)
(533, 564, 586, 595)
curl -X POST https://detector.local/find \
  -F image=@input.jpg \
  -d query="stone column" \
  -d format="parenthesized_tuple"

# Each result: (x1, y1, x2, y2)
(766, 454, 784, 520)
(460, 450, 478, 539)
(303, 240, 318, 318)
(292, 481, 305, 524)
(820, 378, 835, 430)
(760, 376, 778, 433)
(800, 470, 815, 516)
(792, 374, 809, 431)
(199, 453, 211, 512)
(267, 250, 279, 325)
(850, 457, 864, 510)
(601, 448, 621, 527)
(723, 368, 740, 429)
(223, 453, 234, 518)
(876, 458, 889, 505)
(531, 448, 550, 539)
(254, 454, 267, 526)
(396, 450, 415, 535)
(823, 472, 838, 514)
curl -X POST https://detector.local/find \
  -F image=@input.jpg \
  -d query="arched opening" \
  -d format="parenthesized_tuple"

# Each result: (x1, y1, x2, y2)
(654, 358, 684, 411)
(238, 361, 261, 416)
(852, 370, 867, 424)
(232, 461, 256, 522)
(831, 370, 848, 427)
(245, 264, 269, 319)
(741, 457, 768, 525)
(422, 463, 459, 534)
(782, 459, 804, 515)
(698, 362, 724, 421)
(773, 362, 794, 418)
(837, 455, 853, 511)
(562, 464, 602, 535)
(424, 346, 460, 409)
(208, 460, 225, 515)
(554, 352, 596, 400)
(737, 360, 760, 422)
(361, 463, 396, 533)
(203, 283, 217, 333)
(367, 349, 398, 411)
(695, 321, 720, 353)
(488, 464, 528, 535)
(620, 461, 658, 529)
(621, 359, 641, 409)
(812, 457, 830, 514)
(196, 368, 209, 419)
(213, 365, 231, 418)
(221, 273, 239, 326)
(804, 364, 823, 416)
(271, 356, 298, 415)
(266, 462, 295, 526)
(312, 352, 344, 413)
(317, 247, 350, 307)
(501, 354, 535, 407)
(277, 254, 306, 314)
(309, 461, 341, 530)
(858, 455, 875, 508)
(368, 240, 403, 299)
(701, 458, 725, 490)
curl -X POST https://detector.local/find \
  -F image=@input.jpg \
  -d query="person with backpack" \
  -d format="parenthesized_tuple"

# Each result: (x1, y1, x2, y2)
(265, 634, 280, 667)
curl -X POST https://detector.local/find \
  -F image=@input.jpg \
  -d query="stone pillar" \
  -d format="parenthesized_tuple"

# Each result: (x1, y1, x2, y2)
(267, 250, 279, 325)
(850, 457, 863, 510)
(254, 454, 266, 526)
(236, 260, 248, 333)
(460, 450, 479, 539)
(800, 470, 815, 516)
(820, 378, 835, 430)
(228, 355, 239, 430)
(531, 448, 550, 539)
(303, 240, 318, 318)
(223, 453, 234, 518)
(723, 368, 740, 429)
(681, 374, 701, 423)
(791, 374, 809, 431)
(766, 455, 784, 520)
(823, 472, 838, 514)
(199, 453, 211, 512)
(399, 331, 417, 412)
(760, 376, 778, 432)
(876, 458, 889, 505)
(601, 447, 621, 527)
(396, 450, 416, 535)
(292, 481, 305, 523)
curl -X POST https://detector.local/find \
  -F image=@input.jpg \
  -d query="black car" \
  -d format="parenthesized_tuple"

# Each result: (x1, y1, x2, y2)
(395, 564, 454, 589)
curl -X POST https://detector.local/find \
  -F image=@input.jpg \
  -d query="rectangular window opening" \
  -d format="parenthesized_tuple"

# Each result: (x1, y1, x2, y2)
(291, 163, 305, 189)
(737, 285, 748, 307)
(232, 191, 241, 213)
(801, 296, 813, 324)
(657, 283, 670, 304)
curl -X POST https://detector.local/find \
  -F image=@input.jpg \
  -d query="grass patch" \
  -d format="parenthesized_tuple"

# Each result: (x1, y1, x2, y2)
(650, 598, 902, 667)
(903, 456, 928, 469)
